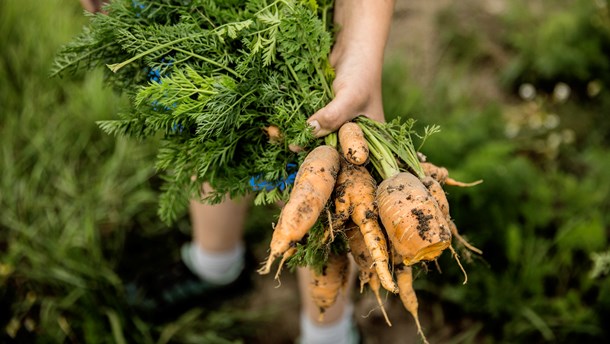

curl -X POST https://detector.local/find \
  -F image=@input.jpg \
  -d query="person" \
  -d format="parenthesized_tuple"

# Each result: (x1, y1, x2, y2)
(80, 1, 395, 343)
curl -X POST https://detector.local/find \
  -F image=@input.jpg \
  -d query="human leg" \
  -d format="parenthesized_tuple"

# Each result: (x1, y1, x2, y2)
(297, 261, 359, 344)
(184, 183, 251, 284)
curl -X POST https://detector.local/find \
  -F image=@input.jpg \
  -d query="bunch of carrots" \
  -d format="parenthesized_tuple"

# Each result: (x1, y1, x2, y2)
(258, 116, 482, 343)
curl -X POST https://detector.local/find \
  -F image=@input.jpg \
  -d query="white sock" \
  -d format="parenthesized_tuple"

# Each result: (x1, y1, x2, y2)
(299, 303, 357, 344)
(181, 242, 245, 285)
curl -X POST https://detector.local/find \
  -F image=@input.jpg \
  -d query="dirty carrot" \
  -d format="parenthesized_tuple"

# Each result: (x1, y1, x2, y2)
(396, 263, 429, 344)
(338, 122, 369, 165)
(309, 251, 350, 321)
(421, 176, 450, 218)
(376, 171, 452, 266)
(259, 145, 340, 276)
(420, 162, 483, 187)
(346, 224, 392, 326)
(422, 176, 483, 256)
(335, 159, 398, 293)
(264, 125, 282, 144)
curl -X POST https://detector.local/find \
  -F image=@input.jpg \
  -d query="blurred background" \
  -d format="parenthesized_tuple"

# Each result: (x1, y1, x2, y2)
(1, 0, 609, 342)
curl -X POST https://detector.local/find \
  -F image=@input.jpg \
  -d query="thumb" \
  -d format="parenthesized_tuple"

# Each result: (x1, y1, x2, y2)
(307, 96, 355, 138)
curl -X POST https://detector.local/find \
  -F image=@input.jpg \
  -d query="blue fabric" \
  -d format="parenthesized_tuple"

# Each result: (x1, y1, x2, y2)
(250, 163, 298, 191)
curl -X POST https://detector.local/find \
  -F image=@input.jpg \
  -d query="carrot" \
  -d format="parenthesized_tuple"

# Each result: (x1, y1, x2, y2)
(448, 219, 483, 255)
(338, 122, 369, 165)
(376, 172, 452, 266)
(421, 176, 449, 219)
(420, 162, 482, 187)
(334, 159, 398, 293)
(309, 251, 350, 321)
(396, 263, 429, 344)
(422, 176, 483, 256)
(264, 125, 282, 144)
(258, 145, 340, 276)
(346, 224, 392, 326)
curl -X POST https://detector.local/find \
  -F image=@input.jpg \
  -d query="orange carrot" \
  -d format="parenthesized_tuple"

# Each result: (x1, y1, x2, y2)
(334, 159, 398, 293)
(422, 176, 483, 255)
(338, 122, 369, 165)
(264, 125, 282, 144)
(396, 263, 429, 344)
(309, 251, 350, 320)
(346, 224, 392, 326)
(448, 219, 483, 255)
(259, 145, 340, 276)
(420, 162, 482, 187)
(421, 176, 449, 219)
(376, 172, 452, 266)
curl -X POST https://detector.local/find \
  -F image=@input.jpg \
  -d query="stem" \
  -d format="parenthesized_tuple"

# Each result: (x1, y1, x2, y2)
(357, 116, 425, 179)
(359, 123, 399, 179)
(107, 35, 199, 73)
(324, 132, 337, 148)
(171, 47, 241, 79)
(315, 64, 333, 99)
(51, 42, 114, 77)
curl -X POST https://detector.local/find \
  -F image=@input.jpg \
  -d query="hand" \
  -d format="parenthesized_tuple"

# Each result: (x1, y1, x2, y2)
(306, 0, 395, 137)
(79, 0, 105, 13)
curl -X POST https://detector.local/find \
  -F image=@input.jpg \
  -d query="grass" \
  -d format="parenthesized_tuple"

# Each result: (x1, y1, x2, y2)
(0, 0, 275, 342)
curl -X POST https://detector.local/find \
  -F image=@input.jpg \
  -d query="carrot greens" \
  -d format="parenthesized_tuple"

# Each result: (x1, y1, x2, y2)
(53, 0, 335, 223)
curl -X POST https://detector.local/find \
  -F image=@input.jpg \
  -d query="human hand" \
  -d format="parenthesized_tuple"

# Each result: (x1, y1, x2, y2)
(79, 0, 105, 13)
(306, 0, 395, 138)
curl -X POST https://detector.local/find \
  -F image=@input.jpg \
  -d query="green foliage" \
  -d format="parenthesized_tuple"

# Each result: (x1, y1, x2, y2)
(0, 0, 269, 342)
(501, 0, 610, 95)
(382, 3, 610, 336)
(53, 0, 338, 224)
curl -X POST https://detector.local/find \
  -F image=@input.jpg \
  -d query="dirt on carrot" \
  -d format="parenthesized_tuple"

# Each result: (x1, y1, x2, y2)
(339, 122, 369, 165)
(259, 145, 340, 276)
(334, 159, 398, 293)
(376, 172, 452, 266)
(395, 263, 429, 344)
(346, 224, 392, 326)
(309, 251, 350, 321)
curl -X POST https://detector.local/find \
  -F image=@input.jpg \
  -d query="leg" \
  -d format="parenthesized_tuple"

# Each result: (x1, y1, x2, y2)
(185, 183, 251, 284)
(190, 183, 249, 253)
(297, 260, 359, 344)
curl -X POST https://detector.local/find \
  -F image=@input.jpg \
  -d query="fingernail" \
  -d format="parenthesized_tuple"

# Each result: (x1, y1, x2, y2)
(308, 120, 320, 133)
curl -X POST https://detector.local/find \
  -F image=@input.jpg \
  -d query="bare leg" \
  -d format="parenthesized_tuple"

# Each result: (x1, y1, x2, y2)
(190, 183, 250, 253)
(297, 260, 358, 344)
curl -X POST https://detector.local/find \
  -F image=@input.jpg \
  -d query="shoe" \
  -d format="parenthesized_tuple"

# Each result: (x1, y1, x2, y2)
(124, 244, 256, 323)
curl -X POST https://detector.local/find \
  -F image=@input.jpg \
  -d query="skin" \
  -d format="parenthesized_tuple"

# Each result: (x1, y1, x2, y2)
(307, 0, 395, 137)
(79, 0, 105, 13)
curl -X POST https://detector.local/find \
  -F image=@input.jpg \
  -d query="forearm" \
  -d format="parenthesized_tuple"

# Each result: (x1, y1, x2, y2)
(331, 0, 395, 76)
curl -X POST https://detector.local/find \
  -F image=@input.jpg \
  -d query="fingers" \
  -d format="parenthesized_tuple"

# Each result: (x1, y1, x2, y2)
(307, 92, 384, 138)
(307, 96, 353, 137)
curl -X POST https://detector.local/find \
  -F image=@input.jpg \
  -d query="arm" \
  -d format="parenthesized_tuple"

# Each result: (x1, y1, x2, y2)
(307, 0, 395, 137)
